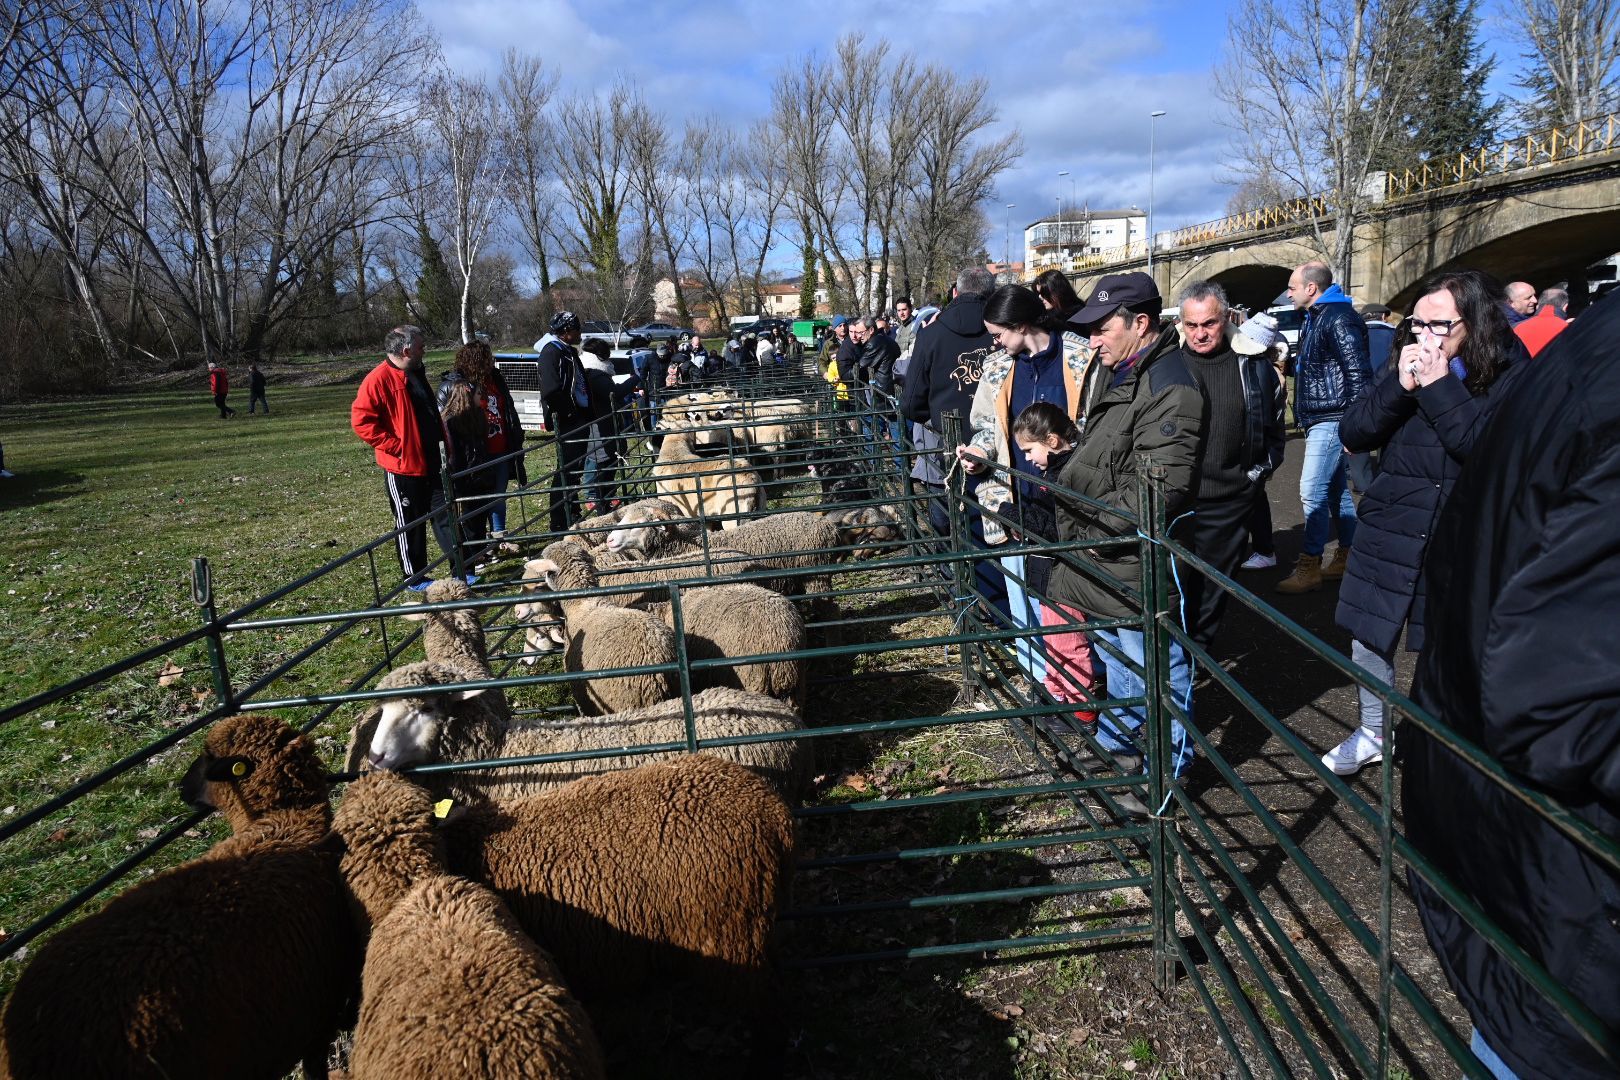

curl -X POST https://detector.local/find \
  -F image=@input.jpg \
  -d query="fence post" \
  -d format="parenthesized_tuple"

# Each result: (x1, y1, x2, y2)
(941, 410, 981, 702)
(1140, 461, 1178, 993)
(191, 557, 237, 714)
(438, 446, 467, 581)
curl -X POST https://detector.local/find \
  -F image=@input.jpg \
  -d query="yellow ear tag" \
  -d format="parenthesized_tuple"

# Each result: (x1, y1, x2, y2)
(231, 761, 248, 778)
(433, 799, 454, 820)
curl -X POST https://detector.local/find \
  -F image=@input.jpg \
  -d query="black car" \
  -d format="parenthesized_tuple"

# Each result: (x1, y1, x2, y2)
(732, 318, 794, 337)
(581, 321, 648, 351)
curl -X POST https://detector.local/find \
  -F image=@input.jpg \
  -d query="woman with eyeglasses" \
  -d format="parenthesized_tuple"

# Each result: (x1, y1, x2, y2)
(1322, 268, 1527, 776)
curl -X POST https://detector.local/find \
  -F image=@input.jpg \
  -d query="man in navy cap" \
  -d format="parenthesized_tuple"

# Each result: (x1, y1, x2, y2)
(1047, 271, 1207, 810)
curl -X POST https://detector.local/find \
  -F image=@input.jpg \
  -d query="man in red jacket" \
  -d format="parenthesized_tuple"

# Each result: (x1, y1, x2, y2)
(207, 360, 236, 418)
(1512, 285, 1570, 358)
(351, 326, 459, 591)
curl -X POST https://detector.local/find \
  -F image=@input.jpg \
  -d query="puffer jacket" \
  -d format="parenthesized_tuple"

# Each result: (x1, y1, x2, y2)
(1294, 285, 1372, 428)
(435, 369, 529, 484)
(1402, 298, 1614, 1080)
(1047, 324, 1206, 620)
(966, 331, 1103, 474)
(1335, 350, 1520, 655)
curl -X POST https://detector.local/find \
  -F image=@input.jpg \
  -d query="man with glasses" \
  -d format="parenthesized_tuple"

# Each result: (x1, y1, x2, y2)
(1276, 261, 1371, 594)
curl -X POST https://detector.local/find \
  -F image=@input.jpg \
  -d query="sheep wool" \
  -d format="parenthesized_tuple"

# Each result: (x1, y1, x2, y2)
(365, 684, 811, 805)
(653, 583, 806, 709)
(0, 715, 358, 1080)
(443, 754, 796, 1011)
(334, 773, 604, 1080)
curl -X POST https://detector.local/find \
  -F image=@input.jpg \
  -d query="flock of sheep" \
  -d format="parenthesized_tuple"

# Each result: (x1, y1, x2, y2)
(0, 388, 909, 1079)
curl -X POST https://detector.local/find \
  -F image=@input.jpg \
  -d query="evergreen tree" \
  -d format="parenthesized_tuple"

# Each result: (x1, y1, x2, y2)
(412, 217, 456, 336)
(1375, 0, 1503, 168)
(798, 233, 818, 320)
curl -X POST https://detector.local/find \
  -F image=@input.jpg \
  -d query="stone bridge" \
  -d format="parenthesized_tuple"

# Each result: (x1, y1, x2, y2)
(1061, 115, 1620, 314)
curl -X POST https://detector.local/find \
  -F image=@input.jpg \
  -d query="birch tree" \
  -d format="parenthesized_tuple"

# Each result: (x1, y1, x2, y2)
(423, 72, 506, 343)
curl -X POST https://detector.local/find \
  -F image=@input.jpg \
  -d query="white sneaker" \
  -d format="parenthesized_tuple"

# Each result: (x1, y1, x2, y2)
(1323, 728, 1384, 776)
(1239, 551, 1277, 570)
(0, 469, 13, 479)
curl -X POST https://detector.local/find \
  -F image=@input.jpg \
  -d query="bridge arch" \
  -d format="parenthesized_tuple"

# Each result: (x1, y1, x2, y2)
(1379, 203, 1620, 312)
(1163, 238, 1321, 314)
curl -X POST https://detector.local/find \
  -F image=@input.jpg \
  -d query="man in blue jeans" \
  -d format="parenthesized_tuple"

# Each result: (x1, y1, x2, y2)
(1277, 261, 1371, 594)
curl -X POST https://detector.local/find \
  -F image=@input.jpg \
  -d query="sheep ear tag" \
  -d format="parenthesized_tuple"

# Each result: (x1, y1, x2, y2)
(433, 799, 454, 820)
(204, 755, 255, 782)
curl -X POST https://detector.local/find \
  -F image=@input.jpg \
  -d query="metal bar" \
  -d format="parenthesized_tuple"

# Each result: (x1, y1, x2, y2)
(782, 877, 1151, 920)
(190, 558, 236, 714)
(1141, 461, 1176, 992)
(794, 827, 1148, 869)
(784, 923, 1152, 969)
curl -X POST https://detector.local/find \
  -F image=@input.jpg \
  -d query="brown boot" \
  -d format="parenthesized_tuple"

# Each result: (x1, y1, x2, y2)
(1321, 546, 1351, 581)
(1274, 554, 1323, 594)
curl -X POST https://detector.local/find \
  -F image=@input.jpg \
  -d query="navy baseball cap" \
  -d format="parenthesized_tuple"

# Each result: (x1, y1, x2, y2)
(1069, 272, 1162, 329)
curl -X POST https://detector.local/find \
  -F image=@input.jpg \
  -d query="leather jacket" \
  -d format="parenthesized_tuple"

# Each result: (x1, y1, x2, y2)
(1294, 290, 1372, 428)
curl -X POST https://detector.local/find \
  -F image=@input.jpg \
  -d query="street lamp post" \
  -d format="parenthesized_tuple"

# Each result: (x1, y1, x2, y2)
(1005, 203, 1015, 270)
(1148, 110, 1166, 273)
(1058, 169, 1075, 258)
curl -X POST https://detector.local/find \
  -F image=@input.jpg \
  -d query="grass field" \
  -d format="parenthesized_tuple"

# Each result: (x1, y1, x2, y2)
(0, 361, 568, 971)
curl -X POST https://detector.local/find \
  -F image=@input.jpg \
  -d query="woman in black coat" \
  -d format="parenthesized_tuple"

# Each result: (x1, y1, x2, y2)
(1325, 268, 1523, 775)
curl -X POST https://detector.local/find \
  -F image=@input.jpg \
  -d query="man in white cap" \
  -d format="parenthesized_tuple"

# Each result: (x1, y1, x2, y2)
(1176, 282, 1286, 650)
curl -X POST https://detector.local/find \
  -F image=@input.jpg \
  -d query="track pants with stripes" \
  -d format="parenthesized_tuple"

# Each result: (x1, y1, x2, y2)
(383, 471, 457, 583)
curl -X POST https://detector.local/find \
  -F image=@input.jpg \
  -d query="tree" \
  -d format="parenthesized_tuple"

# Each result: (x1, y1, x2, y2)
(411, 217, 456, 336)
(624, 102, 691, 326)
(1511, 0, 1620, 128)
(496, 50, 559, 319)
(551, 84, 642, 322)
(1376, 0, 1502, 166)
(423, 72, 506, 344)
(798, 218, 819, 320)
(1215, 0, 1428, 281)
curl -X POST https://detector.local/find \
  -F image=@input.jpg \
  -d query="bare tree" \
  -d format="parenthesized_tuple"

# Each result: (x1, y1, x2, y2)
(552, 83, 642, 321)
(423, 72, 506, 343)
(496, 50, 558, 315)
(1215, 0, 1428, 281)
(1512, 0, 1620, 126)
(904, 66, 1021, 302)
(772, 55, 858, 312)
(624, 101, 692, 326)
(681, 119, 737, 324)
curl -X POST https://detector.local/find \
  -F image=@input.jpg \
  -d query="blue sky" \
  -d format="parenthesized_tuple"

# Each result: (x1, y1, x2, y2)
(419, 0, 1528, 275)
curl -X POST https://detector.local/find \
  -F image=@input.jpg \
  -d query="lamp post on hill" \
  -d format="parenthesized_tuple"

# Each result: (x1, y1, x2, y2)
(1148, 109, 1166, 272)
(1005, 203, 1015, 269)
(1058, 169, 1075, 258)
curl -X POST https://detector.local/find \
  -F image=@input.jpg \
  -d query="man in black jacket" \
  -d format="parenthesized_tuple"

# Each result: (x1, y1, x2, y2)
(1404, 295, 1619, 1080)
(531, 310, 591, 530)
(1277, 260, 1371, 594)
(900, 267, 995, 492)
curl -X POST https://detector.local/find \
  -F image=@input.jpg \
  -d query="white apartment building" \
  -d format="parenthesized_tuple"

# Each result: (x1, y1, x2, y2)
(1024, 208, 1148, 274)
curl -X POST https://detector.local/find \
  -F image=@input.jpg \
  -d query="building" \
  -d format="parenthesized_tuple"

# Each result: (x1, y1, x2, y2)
(759, 282, 800, 319)
(1024, 208, 1147, 275)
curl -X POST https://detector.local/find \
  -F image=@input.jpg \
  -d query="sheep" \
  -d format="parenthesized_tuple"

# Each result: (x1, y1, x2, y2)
(608, 507, 841, 595)
(344, 577, 497, 774)
(652, 429, 766, 529)
(824, 503, 906, 560)
(524, 541, 679, 716)
(511, 538, 769, 664)
(439, 754, 794, 1045)
(0, 715, 359, 1080)
(364, 683, 811, 805)
(649, 583, 806, 710)
(332, 772, 605, 1080)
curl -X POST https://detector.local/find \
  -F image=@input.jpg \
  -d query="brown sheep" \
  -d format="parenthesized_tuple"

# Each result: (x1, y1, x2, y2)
(333, 772, 605, 1080)
(441, 755, 794, 1029)
(0, 715, 359, 1080)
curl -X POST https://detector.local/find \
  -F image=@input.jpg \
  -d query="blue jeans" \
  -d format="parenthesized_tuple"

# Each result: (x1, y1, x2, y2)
(1001, 553, 1045, 683)
(1300, 421, 1357, 557)
(1470, 1029, 1522, 1080)
(1089, 627, 1195, 777)
(484, 459, 511, 535)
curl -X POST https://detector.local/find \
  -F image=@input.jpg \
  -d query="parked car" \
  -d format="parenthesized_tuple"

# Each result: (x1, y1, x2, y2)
(627, 321, 688, 342)
(581, 321, 648, 351)
(1264, 305, 1305, 360)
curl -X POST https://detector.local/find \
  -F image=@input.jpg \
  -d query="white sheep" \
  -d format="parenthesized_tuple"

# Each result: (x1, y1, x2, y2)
(652, 429, 765, 530)
(365, 683, 811, 805)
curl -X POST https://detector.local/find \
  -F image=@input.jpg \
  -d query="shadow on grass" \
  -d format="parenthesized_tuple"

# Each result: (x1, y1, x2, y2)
(0, 468, 88, 510)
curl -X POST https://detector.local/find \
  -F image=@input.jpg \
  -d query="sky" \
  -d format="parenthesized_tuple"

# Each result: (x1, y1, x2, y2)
(417, 0, 1528, 277)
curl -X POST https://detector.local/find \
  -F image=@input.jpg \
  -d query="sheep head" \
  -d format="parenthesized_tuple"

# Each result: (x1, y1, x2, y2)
(180, 714, 329, 830)
(604, 499, 684, 557)
(826, 505, 903, 561)
(366, 661, 492, 772)
(515, 557, 568, 662)
(333, 770, 447, 926)
(397, 578, 487, 662)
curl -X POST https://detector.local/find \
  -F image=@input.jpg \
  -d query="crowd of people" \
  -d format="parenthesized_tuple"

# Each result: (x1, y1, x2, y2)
(343, 260, 1613, 1080)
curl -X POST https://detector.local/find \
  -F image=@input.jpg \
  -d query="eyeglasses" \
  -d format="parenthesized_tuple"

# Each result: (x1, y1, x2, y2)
(1409, 318, 1463, 337)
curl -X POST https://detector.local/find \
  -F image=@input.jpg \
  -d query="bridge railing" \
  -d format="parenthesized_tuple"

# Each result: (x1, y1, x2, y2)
(1384, 111, 1620, 199)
